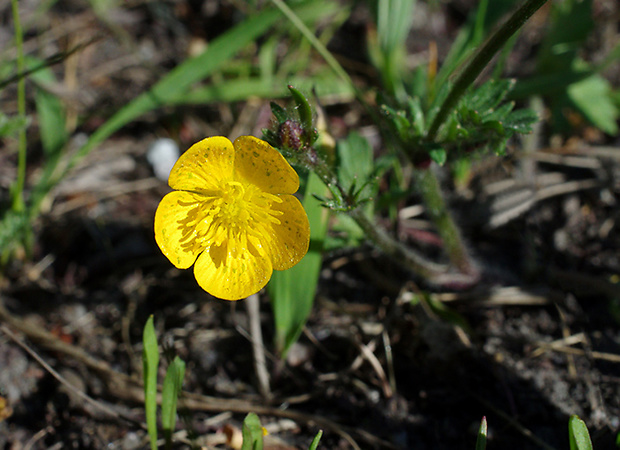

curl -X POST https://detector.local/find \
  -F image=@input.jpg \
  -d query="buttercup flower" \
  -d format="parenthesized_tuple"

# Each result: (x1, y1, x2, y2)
(154, 136, 310, 301)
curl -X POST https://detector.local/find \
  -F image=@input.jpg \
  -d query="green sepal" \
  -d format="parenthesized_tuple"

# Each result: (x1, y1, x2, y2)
(270, 101, 288, 124)
(287, 85, 317, 145)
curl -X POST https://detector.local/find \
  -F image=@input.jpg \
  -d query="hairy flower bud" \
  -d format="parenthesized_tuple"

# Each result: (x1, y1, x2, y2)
(278, 119, 305, 152)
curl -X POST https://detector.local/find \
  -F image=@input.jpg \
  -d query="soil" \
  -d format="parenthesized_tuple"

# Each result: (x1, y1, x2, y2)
(1, 0, 620, 449)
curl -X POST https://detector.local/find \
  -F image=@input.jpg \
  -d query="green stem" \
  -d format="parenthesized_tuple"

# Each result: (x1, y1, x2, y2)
(426, 0, 548, 141)
(296, 147, 448, 282)
(348, 207, 446, 280)
(11, 0, 26, 213)
(413, 168, 475, 275)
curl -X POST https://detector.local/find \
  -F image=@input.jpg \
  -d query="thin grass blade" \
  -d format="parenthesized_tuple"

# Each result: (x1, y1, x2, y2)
(161, 356, 186, 448)
(142, 316, 159, 450)
(269, 171, 329, 356)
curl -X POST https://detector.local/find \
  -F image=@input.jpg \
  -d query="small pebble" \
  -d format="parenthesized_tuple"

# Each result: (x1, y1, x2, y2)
(147, 138, 180, 181)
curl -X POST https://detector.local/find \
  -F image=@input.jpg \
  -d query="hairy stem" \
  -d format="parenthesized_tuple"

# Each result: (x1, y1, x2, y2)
(413, 168, 475, 275)
(296, 149, 448, 281)
(426, 0, 548, 141)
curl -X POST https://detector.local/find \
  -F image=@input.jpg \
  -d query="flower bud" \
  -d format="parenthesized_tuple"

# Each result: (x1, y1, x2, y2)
(278, 119, 305, 152)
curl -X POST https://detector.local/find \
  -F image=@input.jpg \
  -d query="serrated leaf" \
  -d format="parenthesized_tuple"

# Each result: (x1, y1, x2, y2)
(429, 147, 447, 166)
(407, 96, 426, 135)
(468, 79, 514, 112)
(270, 102, 288, 124)
(485, 101, 514, 121)
(481, 119, 505, 136)
(455, 125, 470, 139)
(442, 113, 460, 141)
(493, 137, 509, 156)
(504, 108, 539, 134)
(382, 104, 411, 139)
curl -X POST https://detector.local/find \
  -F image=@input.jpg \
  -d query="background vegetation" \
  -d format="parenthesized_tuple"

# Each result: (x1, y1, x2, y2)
(1, 0, 619, 448)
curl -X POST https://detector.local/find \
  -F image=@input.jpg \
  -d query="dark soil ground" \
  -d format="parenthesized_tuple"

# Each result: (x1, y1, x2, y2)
(1, 0, 620, 449)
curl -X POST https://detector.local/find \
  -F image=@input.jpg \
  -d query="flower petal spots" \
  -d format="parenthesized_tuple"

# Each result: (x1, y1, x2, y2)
(233, 136, 299, 194)
(154, 191, 209, 269)
(168, 136, 234, 191)
(194, 242, 273, 301)
(262, 194, 310, 270)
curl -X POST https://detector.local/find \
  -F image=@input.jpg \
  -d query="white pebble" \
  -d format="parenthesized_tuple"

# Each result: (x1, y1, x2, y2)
(147, 138, 180, 181)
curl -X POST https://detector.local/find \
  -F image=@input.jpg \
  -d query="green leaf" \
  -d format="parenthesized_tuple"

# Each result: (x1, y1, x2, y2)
(142, 316, 159, 450)
(407, 96, 426, 135)
(381, 104, 411, 140)
(337, 132, 375, 197)
(537, 0, 593, 75)
(241, 413, 264, 450)
(308, 430, 323, 450)
(568, 415, 593, 450)
(503, 108, 539, 134)
(475, 416, 487, 450)
(0, 113, 28, 138)
(270, 101, 289, 124)
(26, 57, 67, 157)
(481, 119, 505, 136)
(288, 85, 317, 144)
(162, 356, 186, 448)
(468, 79, 514, 112)
(429, 147, 447, 166)
(486, 101, 515, 121)
(268, 171, 328, 356)
(568, 74, 619, 135)
(369, 0, 416, 99)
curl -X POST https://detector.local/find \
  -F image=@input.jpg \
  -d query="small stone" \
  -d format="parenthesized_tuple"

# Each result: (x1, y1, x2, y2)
(147, 138, 180, 181)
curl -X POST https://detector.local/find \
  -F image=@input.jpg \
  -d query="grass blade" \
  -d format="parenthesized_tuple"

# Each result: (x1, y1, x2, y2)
(161, 356, 186, 448)
(269, 171, 329, 356)
(308, 430, 323, 450)
(475, 416, 487, 450)
(142, 316, 159, 450)
(27, 57, 68, 157)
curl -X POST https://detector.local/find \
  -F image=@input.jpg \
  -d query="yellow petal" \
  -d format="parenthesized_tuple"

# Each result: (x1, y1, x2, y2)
(194, 240, 273, 301)
(263, 194, 310, 271)
(233, 136, 299, 194)
(154, 191, 208, 269)
(168, 136, 234, 191)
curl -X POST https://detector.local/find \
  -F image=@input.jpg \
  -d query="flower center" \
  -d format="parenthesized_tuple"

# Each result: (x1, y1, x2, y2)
(194, 180, 284, 258)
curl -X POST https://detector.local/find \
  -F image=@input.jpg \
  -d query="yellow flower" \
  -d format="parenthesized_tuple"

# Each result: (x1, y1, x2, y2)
(154, 136, 310, 301)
